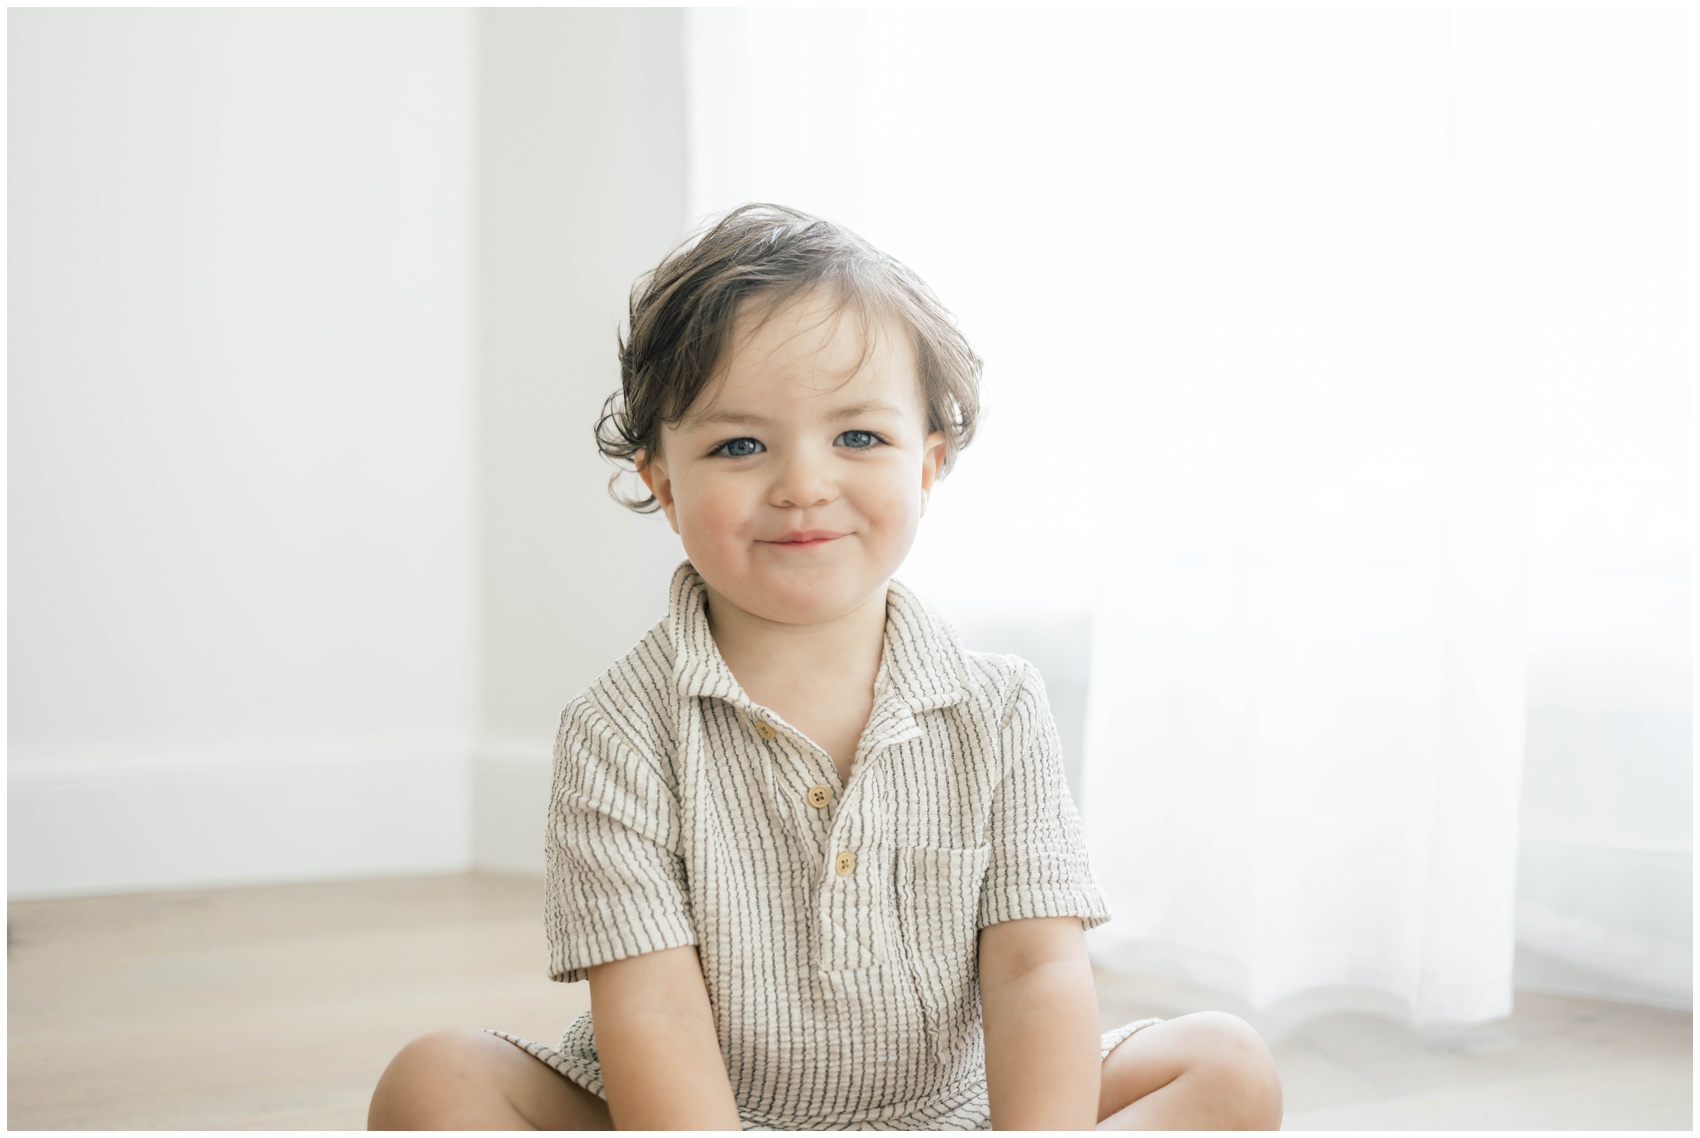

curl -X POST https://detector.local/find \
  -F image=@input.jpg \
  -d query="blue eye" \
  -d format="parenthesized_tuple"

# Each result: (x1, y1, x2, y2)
(712, 437, 764, 458)
(838, 430, 882, 449)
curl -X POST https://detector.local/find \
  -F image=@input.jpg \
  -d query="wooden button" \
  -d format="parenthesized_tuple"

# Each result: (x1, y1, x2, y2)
(755, 720, 777, 741)
(834, 850, 855, 876)
(807, 785, 831, 809)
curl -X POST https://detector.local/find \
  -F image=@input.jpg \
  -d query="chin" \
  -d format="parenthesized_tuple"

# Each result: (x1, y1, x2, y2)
(753, 584, 858, 623)
(748, 574, 882, 624)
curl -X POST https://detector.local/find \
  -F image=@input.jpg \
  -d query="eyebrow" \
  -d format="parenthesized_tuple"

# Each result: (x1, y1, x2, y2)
(684, 400, 907, 429)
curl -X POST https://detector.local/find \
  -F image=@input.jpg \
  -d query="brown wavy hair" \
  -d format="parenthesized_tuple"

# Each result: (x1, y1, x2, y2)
(596, 203, 983, 513)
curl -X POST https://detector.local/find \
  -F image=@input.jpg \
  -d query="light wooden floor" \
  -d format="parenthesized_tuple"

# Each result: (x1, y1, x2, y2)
(7, 872, 1691, 1130)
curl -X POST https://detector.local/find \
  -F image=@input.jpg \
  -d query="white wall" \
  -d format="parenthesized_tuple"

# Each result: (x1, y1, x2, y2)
(7, 7, 691, 898)
(8, 10, 478, 896)
(470, 9, 688, 872)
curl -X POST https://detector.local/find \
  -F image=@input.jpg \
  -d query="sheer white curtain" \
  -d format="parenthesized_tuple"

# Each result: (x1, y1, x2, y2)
(1078, 12, 1532, 1025)
(685, 8, 1534, 1024)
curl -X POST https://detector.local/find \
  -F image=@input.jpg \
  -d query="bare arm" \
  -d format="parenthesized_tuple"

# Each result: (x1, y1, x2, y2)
(588, 944, 742, 1130)
(979, 916, 1101, 1130)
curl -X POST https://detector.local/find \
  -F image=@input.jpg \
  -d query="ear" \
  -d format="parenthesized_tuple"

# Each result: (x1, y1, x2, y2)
(918, 430, 947, 516)
(637, 449, 680, 534)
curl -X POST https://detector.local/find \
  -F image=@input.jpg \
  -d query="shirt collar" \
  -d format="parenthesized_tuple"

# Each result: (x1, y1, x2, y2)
(666, 560, 970, 713)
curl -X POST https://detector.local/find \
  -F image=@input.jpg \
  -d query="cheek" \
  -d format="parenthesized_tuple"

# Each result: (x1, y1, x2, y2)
(863, 475, 925, 535)
(675, 478, 751, 539)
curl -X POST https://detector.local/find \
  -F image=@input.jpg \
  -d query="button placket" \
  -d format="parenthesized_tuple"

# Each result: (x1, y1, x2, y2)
(813, 796, 891, 969)
(751, 712, 842, 844)
(816, 842, 888, 970)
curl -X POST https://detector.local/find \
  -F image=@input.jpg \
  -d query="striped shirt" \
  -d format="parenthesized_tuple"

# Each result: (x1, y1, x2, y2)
(484, 561, 1148, 1130)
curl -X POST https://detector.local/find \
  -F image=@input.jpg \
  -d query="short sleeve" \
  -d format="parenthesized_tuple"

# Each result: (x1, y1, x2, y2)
(543, 702, 697, 983)
(976, 659, 1113, 932)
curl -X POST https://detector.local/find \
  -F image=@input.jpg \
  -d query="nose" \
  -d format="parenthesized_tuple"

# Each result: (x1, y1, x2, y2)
(769, 447, 836, 509)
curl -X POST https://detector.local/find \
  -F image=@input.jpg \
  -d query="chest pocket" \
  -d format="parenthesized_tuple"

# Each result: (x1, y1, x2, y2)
(895, 845, 992, 1068)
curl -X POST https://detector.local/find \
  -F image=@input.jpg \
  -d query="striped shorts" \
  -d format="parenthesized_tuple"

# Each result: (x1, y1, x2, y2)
(483, 1015, 1164, 1130)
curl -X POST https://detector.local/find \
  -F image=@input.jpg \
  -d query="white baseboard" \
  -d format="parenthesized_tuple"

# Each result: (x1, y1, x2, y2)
(7, 741, 473, 900)
(471, 739, 552, 876)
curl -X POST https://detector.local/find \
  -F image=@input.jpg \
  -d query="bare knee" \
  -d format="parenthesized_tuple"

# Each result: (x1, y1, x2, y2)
(369, 1027, 524, 1131)
(1176, 1011, 1284, 1130)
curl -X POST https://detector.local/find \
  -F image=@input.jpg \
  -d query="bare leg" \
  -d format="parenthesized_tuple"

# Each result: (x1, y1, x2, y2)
(1096, 1011, 1283, 1130)
(368, 1028, 614, 1131)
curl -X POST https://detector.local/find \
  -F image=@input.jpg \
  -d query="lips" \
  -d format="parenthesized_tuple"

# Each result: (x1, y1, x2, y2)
(766, 530, 845, 544)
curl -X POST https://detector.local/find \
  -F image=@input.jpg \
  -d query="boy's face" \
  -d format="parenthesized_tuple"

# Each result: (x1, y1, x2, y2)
(640, 288, 946, 631)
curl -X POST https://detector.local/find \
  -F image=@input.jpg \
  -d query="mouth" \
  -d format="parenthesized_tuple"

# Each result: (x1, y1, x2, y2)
(764, 531, 846, 547)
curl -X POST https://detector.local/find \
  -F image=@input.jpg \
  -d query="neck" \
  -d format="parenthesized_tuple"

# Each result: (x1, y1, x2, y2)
(702, 582, 889, 696)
